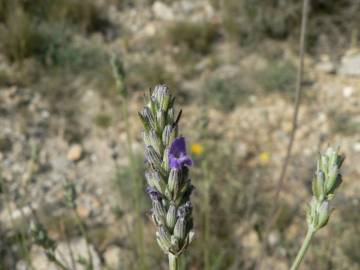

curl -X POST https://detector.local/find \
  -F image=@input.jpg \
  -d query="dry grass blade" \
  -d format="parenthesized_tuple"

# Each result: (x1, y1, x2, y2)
(255, 0, 310, 268)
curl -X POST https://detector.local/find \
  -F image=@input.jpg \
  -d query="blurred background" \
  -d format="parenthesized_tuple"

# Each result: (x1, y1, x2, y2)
(0, 0, 359, 269)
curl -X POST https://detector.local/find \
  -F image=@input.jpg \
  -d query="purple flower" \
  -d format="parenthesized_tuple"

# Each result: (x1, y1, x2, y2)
(169, 137, 193, 169)
(146, 187, 162, 201)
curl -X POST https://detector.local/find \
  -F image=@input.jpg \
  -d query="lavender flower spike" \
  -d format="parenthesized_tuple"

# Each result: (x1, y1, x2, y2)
(139, 85, 195, 270)
(169, 137, 193, 170)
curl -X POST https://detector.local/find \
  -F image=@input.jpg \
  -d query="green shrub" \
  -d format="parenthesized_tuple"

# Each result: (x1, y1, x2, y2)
(21, 0, 111, 33)
(328, 110, 360, 136)
(167, 21, 219, 55)
(0, 6, 47, 62)
(257, 60, 297, 95)
(94, 113, 113, 129)
(204, 77, 250, 112)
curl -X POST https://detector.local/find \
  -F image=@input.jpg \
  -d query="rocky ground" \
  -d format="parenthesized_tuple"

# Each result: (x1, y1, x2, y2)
(0, 1, 359, 269)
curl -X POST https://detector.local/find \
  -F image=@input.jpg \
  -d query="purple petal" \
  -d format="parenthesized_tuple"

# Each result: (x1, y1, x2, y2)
(178, 155, 193, 167)
(169, 155, 181, 169)
(169, 137, 187, 157)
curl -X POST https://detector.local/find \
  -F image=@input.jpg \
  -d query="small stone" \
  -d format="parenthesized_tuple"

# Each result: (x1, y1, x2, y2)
(104, 246, 122, 269)
(152, 1, 174, 21)
(342, 86, 354, 98)
(76, 194, 101, 219)
(339, 50, 360, 76)
(144, 23, 156, 36)
(241, 230, 260, 258)
(235, 143, 248, 158)
(67, 144, 83, 161)
(354, 142, 360, 152)
(268, 231, 280, 246)
(315, 61, 336, 74)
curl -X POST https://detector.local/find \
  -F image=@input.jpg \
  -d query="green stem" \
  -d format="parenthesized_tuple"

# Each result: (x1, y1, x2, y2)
(290, 228, 315, 270)
(203, 161, 211, 270)
(168, 253, 179, 270)
(0, 175, 33, 269)
(122, 98, 146, 269)
(49, 256, 69, 270)
(73, 209, 93, 269)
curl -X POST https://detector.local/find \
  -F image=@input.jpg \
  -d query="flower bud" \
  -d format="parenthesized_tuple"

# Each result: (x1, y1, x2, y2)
(162, 125, 173, 146)
(156, 226, 171, 251)
(166, 203, 177, 230)
(315, 171, 325, 201)
(153, 200, 166, 225)
(156, 110, 165, 131)
(139, 107, 156, 131)
(145, 172, 165, 193)
(320, 155, 328, 174)
(167, 108, 175, 123)
(326, 147, 337, 167)
(145, 145, 162, 169)
(149, 130, 162, 154)
(156, 236, 170, 253)
(316, 201, 330, 230)
(168, 168, 181, 195)
(174, 217, 186, 241)
(142, 131, 151, 146)
(152, 85, 170, 111)
(164, 187, 172, 201)
(325, 165, 339, 194)
(170, 235, 180, 253)
(161, 147, 169, 172)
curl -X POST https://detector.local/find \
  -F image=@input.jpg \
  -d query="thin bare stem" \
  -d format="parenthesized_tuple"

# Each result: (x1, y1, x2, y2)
(255, 0, 310, 268)
(272, 0, 309, 227)
(290, 228, 315, 270)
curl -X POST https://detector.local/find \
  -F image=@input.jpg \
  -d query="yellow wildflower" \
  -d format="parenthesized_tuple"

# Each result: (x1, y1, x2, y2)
(191, 143, 203, 155)
(259, 151, 270, 165)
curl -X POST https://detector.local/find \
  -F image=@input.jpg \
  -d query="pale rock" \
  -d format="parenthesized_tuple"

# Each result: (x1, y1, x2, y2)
(342, 86, 354, 98)
(104, 245, 122, 269)
(104, 245, 133, 269)
(242, 230, 260, 258)
(76, 194, 101, 219)
(353, 142, 360, 152)
(315, 55, 336, 74)
(152, 1, 174, 21)
(262, 257, 288, 270)
(67, 144, 83, 161)
(144, 23, 157, 36)
(235, 142, 248, 158)
(268, 231, 280, 246)
(339, 50, 360, 76)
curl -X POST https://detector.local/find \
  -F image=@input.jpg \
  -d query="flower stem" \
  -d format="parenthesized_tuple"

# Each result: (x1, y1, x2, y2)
(168, 253, 179, 270)
(290, 228, 315, 270)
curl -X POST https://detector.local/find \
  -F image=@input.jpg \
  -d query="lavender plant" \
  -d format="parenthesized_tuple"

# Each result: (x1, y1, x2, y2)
(139, 85, 195, 270)
(290, 146, 344, 270)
